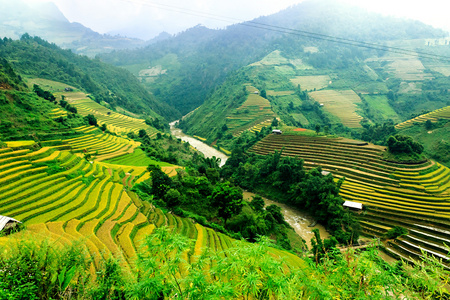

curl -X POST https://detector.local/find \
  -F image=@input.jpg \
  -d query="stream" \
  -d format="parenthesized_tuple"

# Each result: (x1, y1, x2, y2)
(169, 121, 228, 167)
(169, 121, 328, 246)
(243, 191, 329, 248)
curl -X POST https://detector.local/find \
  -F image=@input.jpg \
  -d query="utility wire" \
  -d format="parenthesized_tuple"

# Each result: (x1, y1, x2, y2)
(118, 0, 450, 62)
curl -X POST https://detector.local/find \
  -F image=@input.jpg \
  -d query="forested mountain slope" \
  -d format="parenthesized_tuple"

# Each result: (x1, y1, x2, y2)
(100, 0, 446, 116)
(0, 35, 179, 121)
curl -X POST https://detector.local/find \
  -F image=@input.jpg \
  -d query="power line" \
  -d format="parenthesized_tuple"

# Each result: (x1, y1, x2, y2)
(118, 0, 450, 62)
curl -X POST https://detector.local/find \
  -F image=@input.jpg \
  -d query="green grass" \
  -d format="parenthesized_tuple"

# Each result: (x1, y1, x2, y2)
(104, 148, 172, 167)
(362, 95, 401, 123)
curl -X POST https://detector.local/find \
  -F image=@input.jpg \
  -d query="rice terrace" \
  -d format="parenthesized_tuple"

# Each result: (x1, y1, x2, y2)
(3, 0, 450, 298)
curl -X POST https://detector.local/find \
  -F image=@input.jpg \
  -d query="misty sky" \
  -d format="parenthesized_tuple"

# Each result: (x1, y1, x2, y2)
(28, 0, 450, 40)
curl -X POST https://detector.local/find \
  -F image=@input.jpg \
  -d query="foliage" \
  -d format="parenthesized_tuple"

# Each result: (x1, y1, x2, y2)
(223, 149, 360, 245)
(0, 238, 90, 300)
(0, 36, 179, 120)
(387, 134, 424, 155)
(84, 114, 98, 126)
(383, 226, 408, 240)
(208, 181, 244, 224)
(360, 121, 396, 145)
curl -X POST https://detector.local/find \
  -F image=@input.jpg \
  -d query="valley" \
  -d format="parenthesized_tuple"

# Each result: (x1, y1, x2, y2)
(2, 0, 450, 298)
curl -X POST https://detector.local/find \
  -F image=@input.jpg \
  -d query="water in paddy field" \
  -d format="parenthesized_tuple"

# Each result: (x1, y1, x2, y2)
(169, 121, 228, 167)
(243, 191, 329, 248)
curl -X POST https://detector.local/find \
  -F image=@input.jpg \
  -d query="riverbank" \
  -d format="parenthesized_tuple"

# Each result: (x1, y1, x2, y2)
(169, 121, 228, 167)
(242, 191, 329, 248)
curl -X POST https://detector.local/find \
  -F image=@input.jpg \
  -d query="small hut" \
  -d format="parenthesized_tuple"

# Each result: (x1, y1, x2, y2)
(272, 129, 282, 134)
(343, 201, 363, 211)
(0, 215, 21, 235)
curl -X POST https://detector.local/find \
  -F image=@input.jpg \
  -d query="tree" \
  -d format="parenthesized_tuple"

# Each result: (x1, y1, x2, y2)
(85, 114, 97, 126)
(315, 125, 321, 135)
(100, 123, 107, 132)
(208, 181, 244, 225)
(271, 117, 279, 127)
(387, 134, 424, 155)
(260, 89, 267, 99)
(250, 195, 265, 213)
(147, 164, 172, 200)
(425, 119, 434, 130)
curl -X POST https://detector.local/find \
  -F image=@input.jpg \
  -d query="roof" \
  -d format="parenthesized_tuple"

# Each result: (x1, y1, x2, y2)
(321, 171, 330, 176)
(0, 215, 21, 231)
(343, 201, 363, 210)
(272, 129, 282, 133)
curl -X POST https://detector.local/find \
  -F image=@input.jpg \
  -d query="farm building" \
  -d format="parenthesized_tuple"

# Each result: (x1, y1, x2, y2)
(343, 201, 363, 211)
(0, 215, 21, 235)
(272, 129, 282, 134)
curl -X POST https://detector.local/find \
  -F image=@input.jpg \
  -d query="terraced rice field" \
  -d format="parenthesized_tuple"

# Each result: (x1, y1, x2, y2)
(309, 90, 363, 128)
(395, 106, 450, 129)
(289, 75, 331, 91)
(49, 107, 68, 119)
(64, 94, 158, 137)
(0, 144, 262, 272)
(250, 134, 450, 265)
(226, 86, 276, 135)
(62, 131, 140, 161)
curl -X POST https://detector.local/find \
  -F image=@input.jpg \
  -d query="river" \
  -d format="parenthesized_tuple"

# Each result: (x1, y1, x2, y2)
(169, 121, 327, 246)
(243, 191, 329, 248)
(169, 121, 228, 167)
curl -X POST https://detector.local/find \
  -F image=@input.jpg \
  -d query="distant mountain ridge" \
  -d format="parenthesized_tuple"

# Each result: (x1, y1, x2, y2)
(100, 0, 447, 116)
(0, 0, 149, 57)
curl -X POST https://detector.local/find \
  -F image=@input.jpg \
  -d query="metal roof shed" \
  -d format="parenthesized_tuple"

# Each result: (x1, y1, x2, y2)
(0, 215, 21, 232)
(343, 201, 363, 210)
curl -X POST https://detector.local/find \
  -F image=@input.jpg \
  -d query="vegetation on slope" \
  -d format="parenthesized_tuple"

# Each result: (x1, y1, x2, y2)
(0, 35, 179, 120)
(100, 0, 445, 117)
(0, 59, 87, 140)
(2, 226, 450, 299)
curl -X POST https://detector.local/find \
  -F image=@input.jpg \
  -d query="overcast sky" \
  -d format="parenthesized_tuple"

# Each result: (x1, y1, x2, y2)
(28, 0, 450, 40)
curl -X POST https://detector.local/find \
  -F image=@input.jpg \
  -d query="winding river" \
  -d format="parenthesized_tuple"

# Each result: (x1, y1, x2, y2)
(169, 121, 228, 167)
(169, 121, 328, 245)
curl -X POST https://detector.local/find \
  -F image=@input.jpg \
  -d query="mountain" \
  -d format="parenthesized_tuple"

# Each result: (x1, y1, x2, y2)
(0, 0, 147, 57)
(0, 36, 180, 121)
(100, 0, 447, 117)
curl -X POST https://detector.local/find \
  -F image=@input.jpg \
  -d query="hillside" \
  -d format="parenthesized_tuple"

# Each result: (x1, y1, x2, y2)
(0, 36, 180, 121)
(249, 133, 450, 266)
(100, 0, 446, 116)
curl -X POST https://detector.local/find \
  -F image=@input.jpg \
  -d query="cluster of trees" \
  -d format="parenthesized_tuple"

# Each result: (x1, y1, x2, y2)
(135, 158, 294, 248)
(222, 148, 360, 245)
(360, 121, 396, 144)
(387, 134, 424, 155)
(33, 84, 55, 102)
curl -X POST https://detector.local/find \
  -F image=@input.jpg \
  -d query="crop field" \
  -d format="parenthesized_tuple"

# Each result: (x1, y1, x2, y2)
(61, 131, 139, 161)
(289, 75, 331, 91)
(25, 78, 78, 93)
(249, 50, 290, 67)
(362, 95, 401, 123)
(0, 145, 285, 273)
(309, 90, 363, 128)
(367, 54, 433, 82)
(249, 133, 450, 264)
(63, 93, 158, 137)
(396, 106, 450, 129)
(104, 148, 173, 167)
(226, 85, 276, 135)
